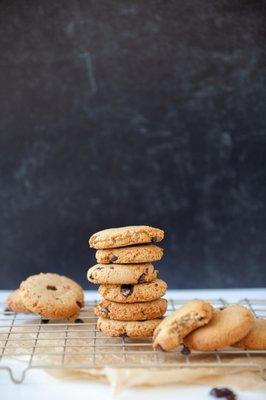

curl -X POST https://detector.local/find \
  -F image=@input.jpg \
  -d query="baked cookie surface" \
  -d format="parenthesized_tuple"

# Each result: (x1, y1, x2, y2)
(20, 273, 84, 319)
(95, 298, 167, 321)
(96, 244, 163, 264)
(234, 318, 266, 350)
(87, 263, 157, 285)
(6, 289, 29, 313)
(89, 225, 164, 249)
(97, 317, 162, 337)
(99, 278, 167, 303)
(184, 305, 255, 351)
(153, 299, 213, 351)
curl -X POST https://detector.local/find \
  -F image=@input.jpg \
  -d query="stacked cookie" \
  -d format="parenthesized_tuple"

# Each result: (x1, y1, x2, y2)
(87, 226, 168, 337)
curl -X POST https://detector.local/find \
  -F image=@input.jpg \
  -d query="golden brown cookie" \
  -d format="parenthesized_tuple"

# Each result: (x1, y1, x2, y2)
(99, 278, 167, 303)
(20, 273, 84, 320)
(95, 298, 167, 321)
(89, 225, 164, 249)
(6, 289, 29, 313)
(96, 244, 163, 264)
(97, 317, 162, 337)
(184, 305, 255, 351)
(233, 319, 266, 350)
(153, 300, 213, 351)
(87, 263, 157, 284)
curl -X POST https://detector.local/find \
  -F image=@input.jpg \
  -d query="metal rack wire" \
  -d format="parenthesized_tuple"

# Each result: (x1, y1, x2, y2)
(0, 298, 265, 384)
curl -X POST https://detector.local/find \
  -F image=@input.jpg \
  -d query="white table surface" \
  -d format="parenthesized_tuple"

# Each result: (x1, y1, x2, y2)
(1, 288, 266, 400)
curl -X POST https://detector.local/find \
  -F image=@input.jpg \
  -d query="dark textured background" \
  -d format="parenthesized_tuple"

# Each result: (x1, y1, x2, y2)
(0, 0, 266, 289)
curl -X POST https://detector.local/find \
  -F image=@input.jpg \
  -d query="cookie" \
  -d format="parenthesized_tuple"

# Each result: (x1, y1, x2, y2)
(153, 300, 213, 351)
(89, 225, 164, 249)
(99, 278, 167, 303)
(20, 273, 84, 320)
(184, 305, 255, 351)
(97, 317, 162, 337)
(233, 319, 266, 350)
(95, 298, 167, 321)
(96, 244, 163, 264)
(6, 289, 29, 313)
(87, 263, 157, 285)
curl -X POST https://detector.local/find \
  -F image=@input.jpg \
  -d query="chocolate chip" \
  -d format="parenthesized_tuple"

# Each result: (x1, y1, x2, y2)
(120, 284, 133, 297)
(180, 344, 191, 355)
(151, 236, 158, 243)
(110, 255, 118, 262)
(75, 318, 84, 323)
(76, 301, 82, 308)
(41, 319, 49, 324)
(96, 267, 103, 270)
(46, 285, 57, 291)
(101, 306, 109, 314)
(155, 283, 158, 287)
(138, 273, 146, 283)
(89, 274, 94, 280)
(210, 387, 236, 400)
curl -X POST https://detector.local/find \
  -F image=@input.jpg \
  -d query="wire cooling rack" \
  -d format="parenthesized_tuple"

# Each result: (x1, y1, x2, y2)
(0, 298, 265, 384)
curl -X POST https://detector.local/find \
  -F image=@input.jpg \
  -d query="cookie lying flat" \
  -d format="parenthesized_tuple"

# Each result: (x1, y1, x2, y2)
(89, 225, 164, 249)
(233, 319, 266, 350)
(6, 289, 29, 313)
(20, 273, 84, 320)
(153, 300, 213, 351)
(99, 278, 167, 303)
(97, 317, 162, 337)
(87, 263, 157, 285)
(96, 244, 163, 264)
(184, 305, 255, 351)
(95, 298, 167, 321)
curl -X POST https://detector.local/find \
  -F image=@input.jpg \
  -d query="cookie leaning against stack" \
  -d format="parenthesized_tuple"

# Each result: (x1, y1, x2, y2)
(87, 226, 168, 337)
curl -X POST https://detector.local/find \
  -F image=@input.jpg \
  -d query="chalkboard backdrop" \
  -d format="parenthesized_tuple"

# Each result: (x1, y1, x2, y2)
(0, 1, 265, 289)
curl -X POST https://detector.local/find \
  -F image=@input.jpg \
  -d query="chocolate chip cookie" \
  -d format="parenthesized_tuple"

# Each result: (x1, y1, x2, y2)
(233, 318, 266, 350)
(87, 263, 157, 284)
(97, 317, 162, 337)
(95, 298, 167, 321)
(20, 273, 84, 320)
(184, 305, 255, 351)
(89, 225, 164, 249)
(99, 278, 167, 303)
(153, 299, 214, 351)
(96, 244, 163, 264)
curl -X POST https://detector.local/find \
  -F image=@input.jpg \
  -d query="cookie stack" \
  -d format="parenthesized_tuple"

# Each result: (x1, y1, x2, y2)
(87, 226, 168, 337)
